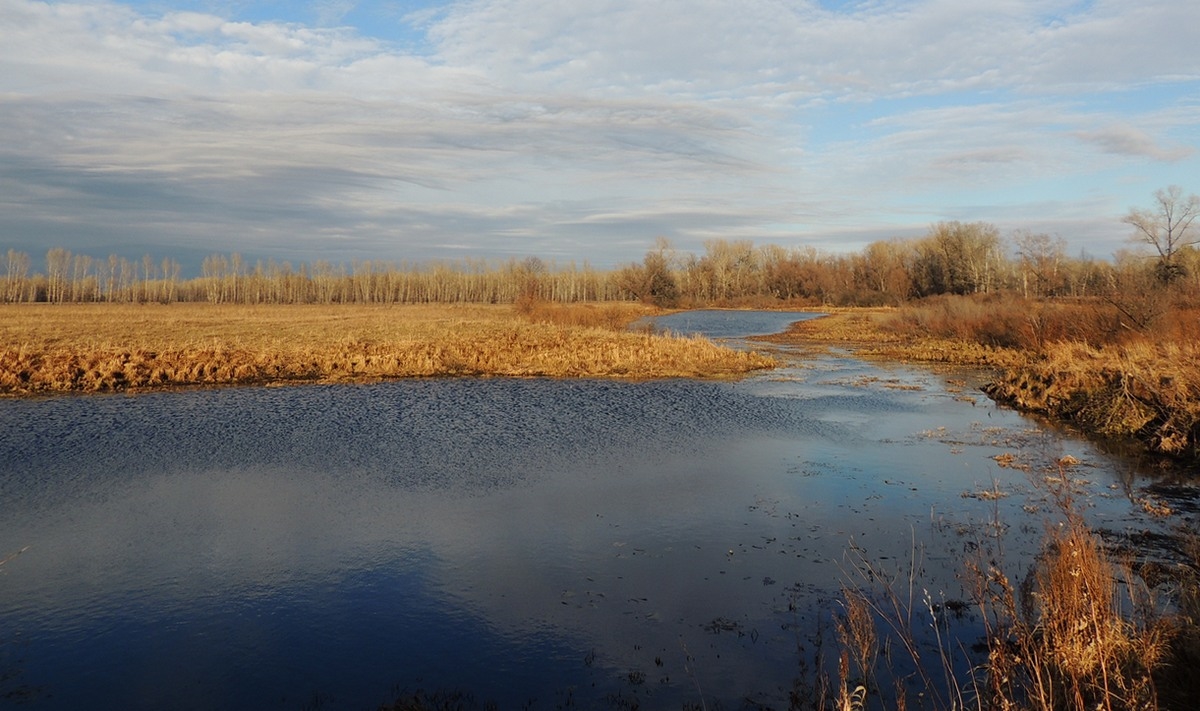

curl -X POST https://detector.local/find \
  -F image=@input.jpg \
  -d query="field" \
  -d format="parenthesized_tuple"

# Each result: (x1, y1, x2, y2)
(0, 302, 776, 395)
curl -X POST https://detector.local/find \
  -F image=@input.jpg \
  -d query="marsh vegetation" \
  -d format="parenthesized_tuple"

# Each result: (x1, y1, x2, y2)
(771, 293, 1200, 465)
(5, 187, 1199, 465)
(0, 302, 775, 394)
(3, 187, 1199, 709)
(5, 310, 1187, 711)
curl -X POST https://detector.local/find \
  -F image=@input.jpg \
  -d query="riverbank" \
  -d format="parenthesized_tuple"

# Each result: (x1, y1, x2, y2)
(0, 303, 776, 395)
(768, 303, 1199, 466)
(770, 302, 1200, 711)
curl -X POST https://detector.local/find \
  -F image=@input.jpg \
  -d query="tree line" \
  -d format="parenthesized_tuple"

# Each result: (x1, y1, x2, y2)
(5, 187, 1197, 308)
(1, 251, 623, 305)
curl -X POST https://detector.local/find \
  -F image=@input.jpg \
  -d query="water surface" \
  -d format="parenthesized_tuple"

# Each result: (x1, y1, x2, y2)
(0, 310, 1162, 709)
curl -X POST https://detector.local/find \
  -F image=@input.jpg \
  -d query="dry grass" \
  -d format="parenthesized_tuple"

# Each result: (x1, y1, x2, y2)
(879, 294, 1127, 351)
(828, 465, 1183, 711)
(513, 295, 658, 330)
(0, 302, 776, 395)
(982, 339, 1200, 459)
(965, 489, 1172, 711)
(766, 308, 1026, 368)
(772, 298, 1200, 463)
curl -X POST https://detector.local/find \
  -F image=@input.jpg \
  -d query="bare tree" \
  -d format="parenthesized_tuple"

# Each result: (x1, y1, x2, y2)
(1012, 230, 1066, 298)
(45, 248, 71, 303)
(616, 240, 678, 307)
(1123, 185, 1200, 283)
(911, 222, 1002, 296)
(4, 249, 30, 303)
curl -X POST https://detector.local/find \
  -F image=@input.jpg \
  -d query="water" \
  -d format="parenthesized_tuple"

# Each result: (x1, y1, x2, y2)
(0, 311, 1164, 709)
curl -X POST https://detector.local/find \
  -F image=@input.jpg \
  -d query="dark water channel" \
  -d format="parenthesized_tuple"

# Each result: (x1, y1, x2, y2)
(0, 311, 1167, 709)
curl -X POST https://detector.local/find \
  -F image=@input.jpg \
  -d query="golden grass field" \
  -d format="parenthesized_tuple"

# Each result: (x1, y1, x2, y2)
(0, 302, 777, 395)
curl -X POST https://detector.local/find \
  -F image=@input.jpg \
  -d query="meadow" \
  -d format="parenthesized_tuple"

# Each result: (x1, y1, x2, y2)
(0, 301, 776, 395)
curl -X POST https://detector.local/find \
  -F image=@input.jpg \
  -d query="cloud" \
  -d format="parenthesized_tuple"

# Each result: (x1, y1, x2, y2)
(0, 0, 1197, 268)
(311, 0, 358, 26)
(1074, 124, 1194, 162)
(426, 0, 1200, 101)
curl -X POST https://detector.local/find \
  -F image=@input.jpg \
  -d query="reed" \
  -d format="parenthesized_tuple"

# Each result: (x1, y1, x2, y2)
(826, 462, 1183, 711)
(772, 297, 1200, 463)
(0, 303, 776, 395)
(764, 307, 1026, 368)
(982, 340, 1200, 458)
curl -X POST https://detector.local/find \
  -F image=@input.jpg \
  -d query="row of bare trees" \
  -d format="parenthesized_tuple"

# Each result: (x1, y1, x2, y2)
(2, 249, 624, 305)
(8, 249, 183, 305)
(613, 225, 1189, 307)
(5, 187, 1196, 307)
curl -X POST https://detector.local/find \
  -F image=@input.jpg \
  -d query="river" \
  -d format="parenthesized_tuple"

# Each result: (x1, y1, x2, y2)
(0, 310, 1164, 709)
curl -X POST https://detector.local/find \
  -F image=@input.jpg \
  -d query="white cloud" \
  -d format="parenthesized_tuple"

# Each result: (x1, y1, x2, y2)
(0, 0, 1196, 267)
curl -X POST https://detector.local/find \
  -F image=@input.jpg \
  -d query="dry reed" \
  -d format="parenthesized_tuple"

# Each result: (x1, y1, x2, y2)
(0, 303, 776, 395)
(827, 458, 1186, 711)
(983, 340, 1200, 459)
(772, 298, 1200, 462)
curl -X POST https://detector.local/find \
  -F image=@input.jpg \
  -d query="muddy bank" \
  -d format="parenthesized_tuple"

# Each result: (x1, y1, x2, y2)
(981, 341, 1199, 464)
(769, 310, 1200, 468)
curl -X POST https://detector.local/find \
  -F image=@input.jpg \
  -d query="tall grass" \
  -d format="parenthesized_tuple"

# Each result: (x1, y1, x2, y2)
(773, 295, 1200, 462)
(0, 302, 776, 395)
(881, 294, 1124, 351)
(982, 340, 1200, 458)
(823, 461, 1187, 711)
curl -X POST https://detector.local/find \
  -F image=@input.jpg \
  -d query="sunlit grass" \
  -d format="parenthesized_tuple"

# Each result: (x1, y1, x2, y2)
(0, 302, 776, 395)
(772, 298, 1200, 461)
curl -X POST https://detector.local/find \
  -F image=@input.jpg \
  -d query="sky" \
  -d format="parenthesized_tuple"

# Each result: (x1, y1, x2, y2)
(2, 0, 1198, 272)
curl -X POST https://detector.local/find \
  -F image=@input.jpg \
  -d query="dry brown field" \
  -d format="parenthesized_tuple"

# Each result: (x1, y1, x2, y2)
(0, 302, 776, 395)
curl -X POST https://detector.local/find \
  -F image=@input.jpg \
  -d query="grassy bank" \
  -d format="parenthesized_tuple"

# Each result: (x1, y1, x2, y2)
(771, 297, 1200, 464)
(0, 302, 776, 395)
(761, 297, 1200, 710)
(822, 459, 1200, 711)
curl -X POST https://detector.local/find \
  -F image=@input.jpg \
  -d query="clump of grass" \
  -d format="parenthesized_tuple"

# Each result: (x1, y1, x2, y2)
(983, 340, 1200, 459)
(826, 460, 1188, 711)
(834, 588, 876, 711)
(514, 294, 655, 330)
(966, 489, 1170, 711)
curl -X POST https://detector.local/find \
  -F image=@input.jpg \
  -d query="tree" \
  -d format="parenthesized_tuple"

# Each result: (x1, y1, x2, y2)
(45, 248, 71, 303)
(699, 239, 757, 302)
(1123, 185, 1200, 284)
(909, 222, 1001, 296)
(4, 249, 30, 303)
(856, 239, 914, 303)
(616, 240, 678, 307)
(1012, 230, 1066, 298)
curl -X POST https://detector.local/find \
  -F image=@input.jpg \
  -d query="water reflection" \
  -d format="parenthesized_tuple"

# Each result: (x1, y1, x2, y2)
(639, 308, 822, 340)
(0, 311, 1159, 709)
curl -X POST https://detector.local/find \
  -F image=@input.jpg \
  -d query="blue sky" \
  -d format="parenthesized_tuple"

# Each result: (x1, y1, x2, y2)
(2, 0, 1198, 271)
